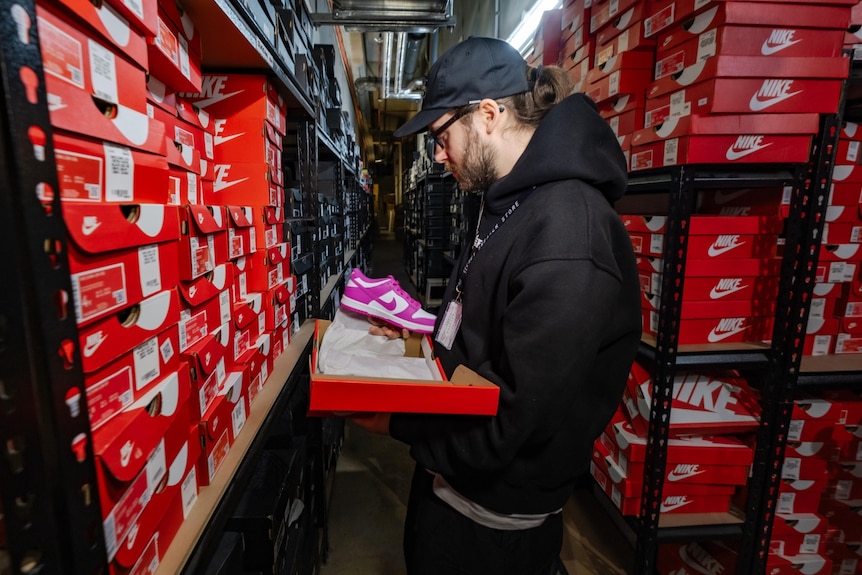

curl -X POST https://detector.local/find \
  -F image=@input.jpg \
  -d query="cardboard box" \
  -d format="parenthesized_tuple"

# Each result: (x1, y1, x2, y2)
(309, 319, 499, 415)
(63, 203, 181, 326)
(37, 4, 164, 153)
(772, 513, 829, 557)
(637, 113, 820, 144)
(585, 67, 653, 105)
(595, 2, 652, 48)
(627, 360, 761, 435)
(180, 74, 286, 135)
(146, 6, 202, 93)
(54, 130, 169, 204)
(178, 204, 228, 280)
(631, 133, 813, 170)
(777, 477, 826, 514)
(177, 264, 234, 352)
(93, 366, 191, 560)
(182, 323, 231, 421)
(78, 288, 180, 374)
(209, 162, 284, 206)
(589, 0, 639, 34)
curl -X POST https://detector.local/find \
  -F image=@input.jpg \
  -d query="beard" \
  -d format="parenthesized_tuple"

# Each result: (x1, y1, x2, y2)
(447, 124, 498, 193)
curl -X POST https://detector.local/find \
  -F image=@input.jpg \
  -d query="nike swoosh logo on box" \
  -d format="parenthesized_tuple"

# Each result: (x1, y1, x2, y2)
(667, 468, 707, 481)
(213, 177, 249, 192)
(709, 284, 748, 299)
(749, 91, 803, 112)
(214, 132, 244, 145)
(660, 499, 693, 512)
(726, 142, 772, 161)
(83, 333, 107, 357)
(81, 222, 102, 236)
(761, 39, 802, 55)
(707, 323, 749, 343)
(707, 242, 744, 257)
(192, 89, 244, 110)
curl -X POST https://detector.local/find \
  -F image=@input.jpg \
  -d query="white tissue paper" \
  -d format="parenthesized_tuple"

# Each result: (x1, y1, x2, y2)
(318, 309, 442, 380)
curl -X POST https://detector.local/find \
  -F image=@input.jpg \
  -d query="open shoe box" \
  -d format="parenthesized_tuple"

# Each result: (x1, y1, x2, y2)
(308, 319, 499, 416)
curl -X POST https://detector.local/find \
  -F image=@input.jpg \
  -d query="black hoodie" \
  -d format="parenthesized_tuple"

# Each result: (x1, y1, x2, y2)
(389, 93, 642, 515)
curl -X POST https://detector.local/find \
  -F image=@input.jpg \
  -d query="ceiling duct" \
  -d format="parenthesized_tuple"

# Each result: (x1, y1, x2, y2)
(311, 0, 455, 32)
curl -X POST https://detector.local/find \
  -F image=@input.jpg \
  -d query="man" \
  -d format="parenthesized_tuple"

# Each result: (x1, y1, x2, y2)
(353, 36, 641, 574)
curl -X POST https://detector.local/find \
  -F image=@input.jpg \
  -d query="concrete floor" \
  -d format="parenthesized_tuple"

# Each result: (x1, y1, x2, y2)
(319, 232, 634, 575)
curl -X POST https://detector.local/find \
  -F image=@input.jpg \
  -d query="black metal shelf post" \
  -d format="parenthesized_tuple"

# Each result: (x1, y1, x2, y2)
(0, 0, 107, 571)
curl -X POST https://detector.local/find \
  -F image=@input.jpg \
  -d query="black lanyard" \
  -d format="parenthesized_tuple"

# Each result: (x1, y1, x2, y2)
(454, 186, 536, 302)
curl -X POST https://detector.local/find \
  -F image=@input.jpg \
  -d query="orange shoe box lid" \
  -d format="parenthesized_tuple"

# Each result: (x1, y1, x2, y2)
(309, 319, 499, 416)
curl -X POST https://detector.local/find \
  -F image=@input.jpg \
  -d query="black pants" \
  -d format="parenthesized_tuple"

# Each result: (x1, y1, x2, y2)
(403, 465, 563, 575)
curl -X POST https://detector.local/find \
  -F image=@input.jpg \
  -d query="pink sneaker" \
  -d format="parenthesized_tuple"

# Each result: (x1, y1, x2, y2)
(341, 269, 437, 334)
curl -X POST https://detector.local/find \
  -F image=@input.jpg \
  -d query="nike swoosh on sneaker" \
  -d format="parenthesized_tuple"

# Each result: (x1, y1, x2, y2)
(726, 141, 772, 161)
(709, 283, 748, 299)
(761, 39, 802, 56)
(192, 89, 244, 110)
(351, 276, 393, 289)
(749, 90, 803, 112)
(667, 468, 707, 481)
(375, 291, 409, 314)
(707, 322, 749, 343)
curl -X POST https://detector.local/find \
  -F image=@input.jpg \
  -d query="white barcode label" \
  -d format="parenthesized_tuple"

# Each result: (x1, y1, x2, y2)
(133, 336, 160, 390)
(231, 400, 247, 439)
(181, 466, 198, 518)
(777, 492, 796, 514)
(104, 143, 134, 201)
(788, 420, 804, 442)
(88, 39, 118, 104)
(781, 457, 801, 480)
(801, 534, 821, 554)
(138, 245, 162, 296)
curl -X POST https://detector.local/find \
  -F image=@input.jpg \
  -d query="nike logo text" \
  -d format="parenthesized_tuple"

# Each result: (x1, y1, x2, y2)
(667, 464, 707, 482)
(83, 331, 107, 357)
(81, 216, 102, 236)
(661, 496, 693, 512)
(709, 278, 748, 299)
(707, 235, 744, 257)
(761, 29, 802, 56)
(749, 79, 803, 112)
(184, 76, 243, 110)
(707, 318, 749, 342)
(726, 135, 772, 161)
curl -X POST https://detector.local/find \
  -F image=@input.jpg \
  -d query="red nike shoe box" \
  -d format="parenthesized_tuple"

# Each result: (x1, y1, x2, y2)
(253, 206, 286, 249)
(823, 223, 862, 245)
(78, 288, 180, 375)
(262, 283, 292, 332)
(590, 0, 639, 34)
(623, 213, 783, 237)
(819, 497, 862, 544)
(562, 0, 589, 38)
(48, 0, 149, 71)
(158, 0, 203, 59)
(598, 92, 647, 120)
(151, 100, 212, 170)
(636, 254, 781, 298)
(231, 296, 265, 363)
(641, 291, 776, 319)
(197, 372, 244, 487)
(54, 130, 170, 204)
(146, 7, 202, 93)
(245, 242, 290, 292)
(648, 54, 850, 100)
(211, 116, 282, 164)
(819, 244, 862, 263)
(827, 463, 862, 501)
(93, 367, 190, 560)
(836, 333, 862, 354)
(781, 449, 829, 483)
(833, 163, 862, 184)
(561, 26, 589, 64)
(777, 477, 827, 514)
(656, 2, 853, 54)
(631, 133, 813, 171)
(670, 540, 834, 575)
(182, 74, 286, 136)
(644, 309, 774, 344)
(629, 229, 781, 259)
(84, 325, 180, 431)
(178, 204, 228, 281)
(772, 513, 829, 557)
(167, 167, 202, 205)
(566, 55, 591, 93)
(626, 360, 761, 435)
(226, 206, 257, 261)
(591, 460, 734, 515)
(585, 50, 654, 86)
(591, 441, 737, 500)
(606, 108, 644, 137)
(182, 322, 232, 422)
(646, 79, 844, 128)
(655, 27, 844, 82)
(309, 320, 500, 416)
(110, 425, 199, 574)
(72, 0, 158, 39)
(600, 415, 752, 485)
(595, 2, 652, 48)
(178, 267, 233, 354)
(643, 0, 700, 38)
(37, 5, 164, 154)
(585, 68, 653, 105)
(208, 162, 284, 206)
(63, 203, 181, 327)
(636, 113, 820, 146)
(836, 139, 862, 165)
(842, 121, 862, 143)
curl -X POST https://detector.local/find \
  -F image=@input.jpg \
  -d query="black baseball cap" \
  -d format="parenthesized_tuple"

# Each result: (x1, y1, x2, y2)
(393, 37, 530, 138)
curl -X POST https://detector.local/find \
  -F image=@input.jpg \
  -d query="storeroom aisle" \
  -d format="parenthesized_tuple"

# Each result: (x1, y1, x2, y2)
(320, 233, 633, 575)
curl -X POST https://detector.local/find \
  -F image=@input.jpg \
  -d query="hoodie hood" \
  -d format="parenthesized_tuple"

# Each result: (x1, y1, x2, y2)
(484, 93, 628, 214)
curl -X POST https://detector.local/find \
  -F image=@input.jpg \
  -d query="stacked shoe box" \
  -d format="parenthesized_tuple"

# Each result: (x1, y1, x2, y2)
(591, 359, 758, 516)
(36, 0, 204, 570)
(845, 0, 862, 50)
(622, 211, 783, 345)
(559, 0, 594, 93)
(630, 0, 851, 171)
(658, 539, 833, 575)
(807, 122, 862, 357)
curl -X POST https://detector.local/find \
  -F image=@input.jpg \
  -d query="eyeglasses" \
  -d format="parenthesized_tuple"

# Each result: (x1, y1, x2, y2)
(429, 110, 465, 151)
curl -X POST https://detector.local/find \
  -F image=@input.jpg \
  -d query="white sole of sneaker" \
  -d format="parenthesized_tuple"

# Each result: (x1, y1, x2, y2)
(340, 295, 435, 334)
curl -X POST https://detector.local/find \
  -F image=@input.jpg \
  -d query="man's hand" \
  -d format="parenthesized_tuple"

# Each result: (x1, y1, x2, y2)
(367, 316, 410, 340)
(348, 412, 392, 435)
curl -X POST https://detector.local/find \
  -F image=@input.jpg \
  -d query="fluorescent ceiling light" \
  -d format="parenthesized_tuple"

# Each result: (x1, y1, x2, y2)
(506, 0, 563, 56)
